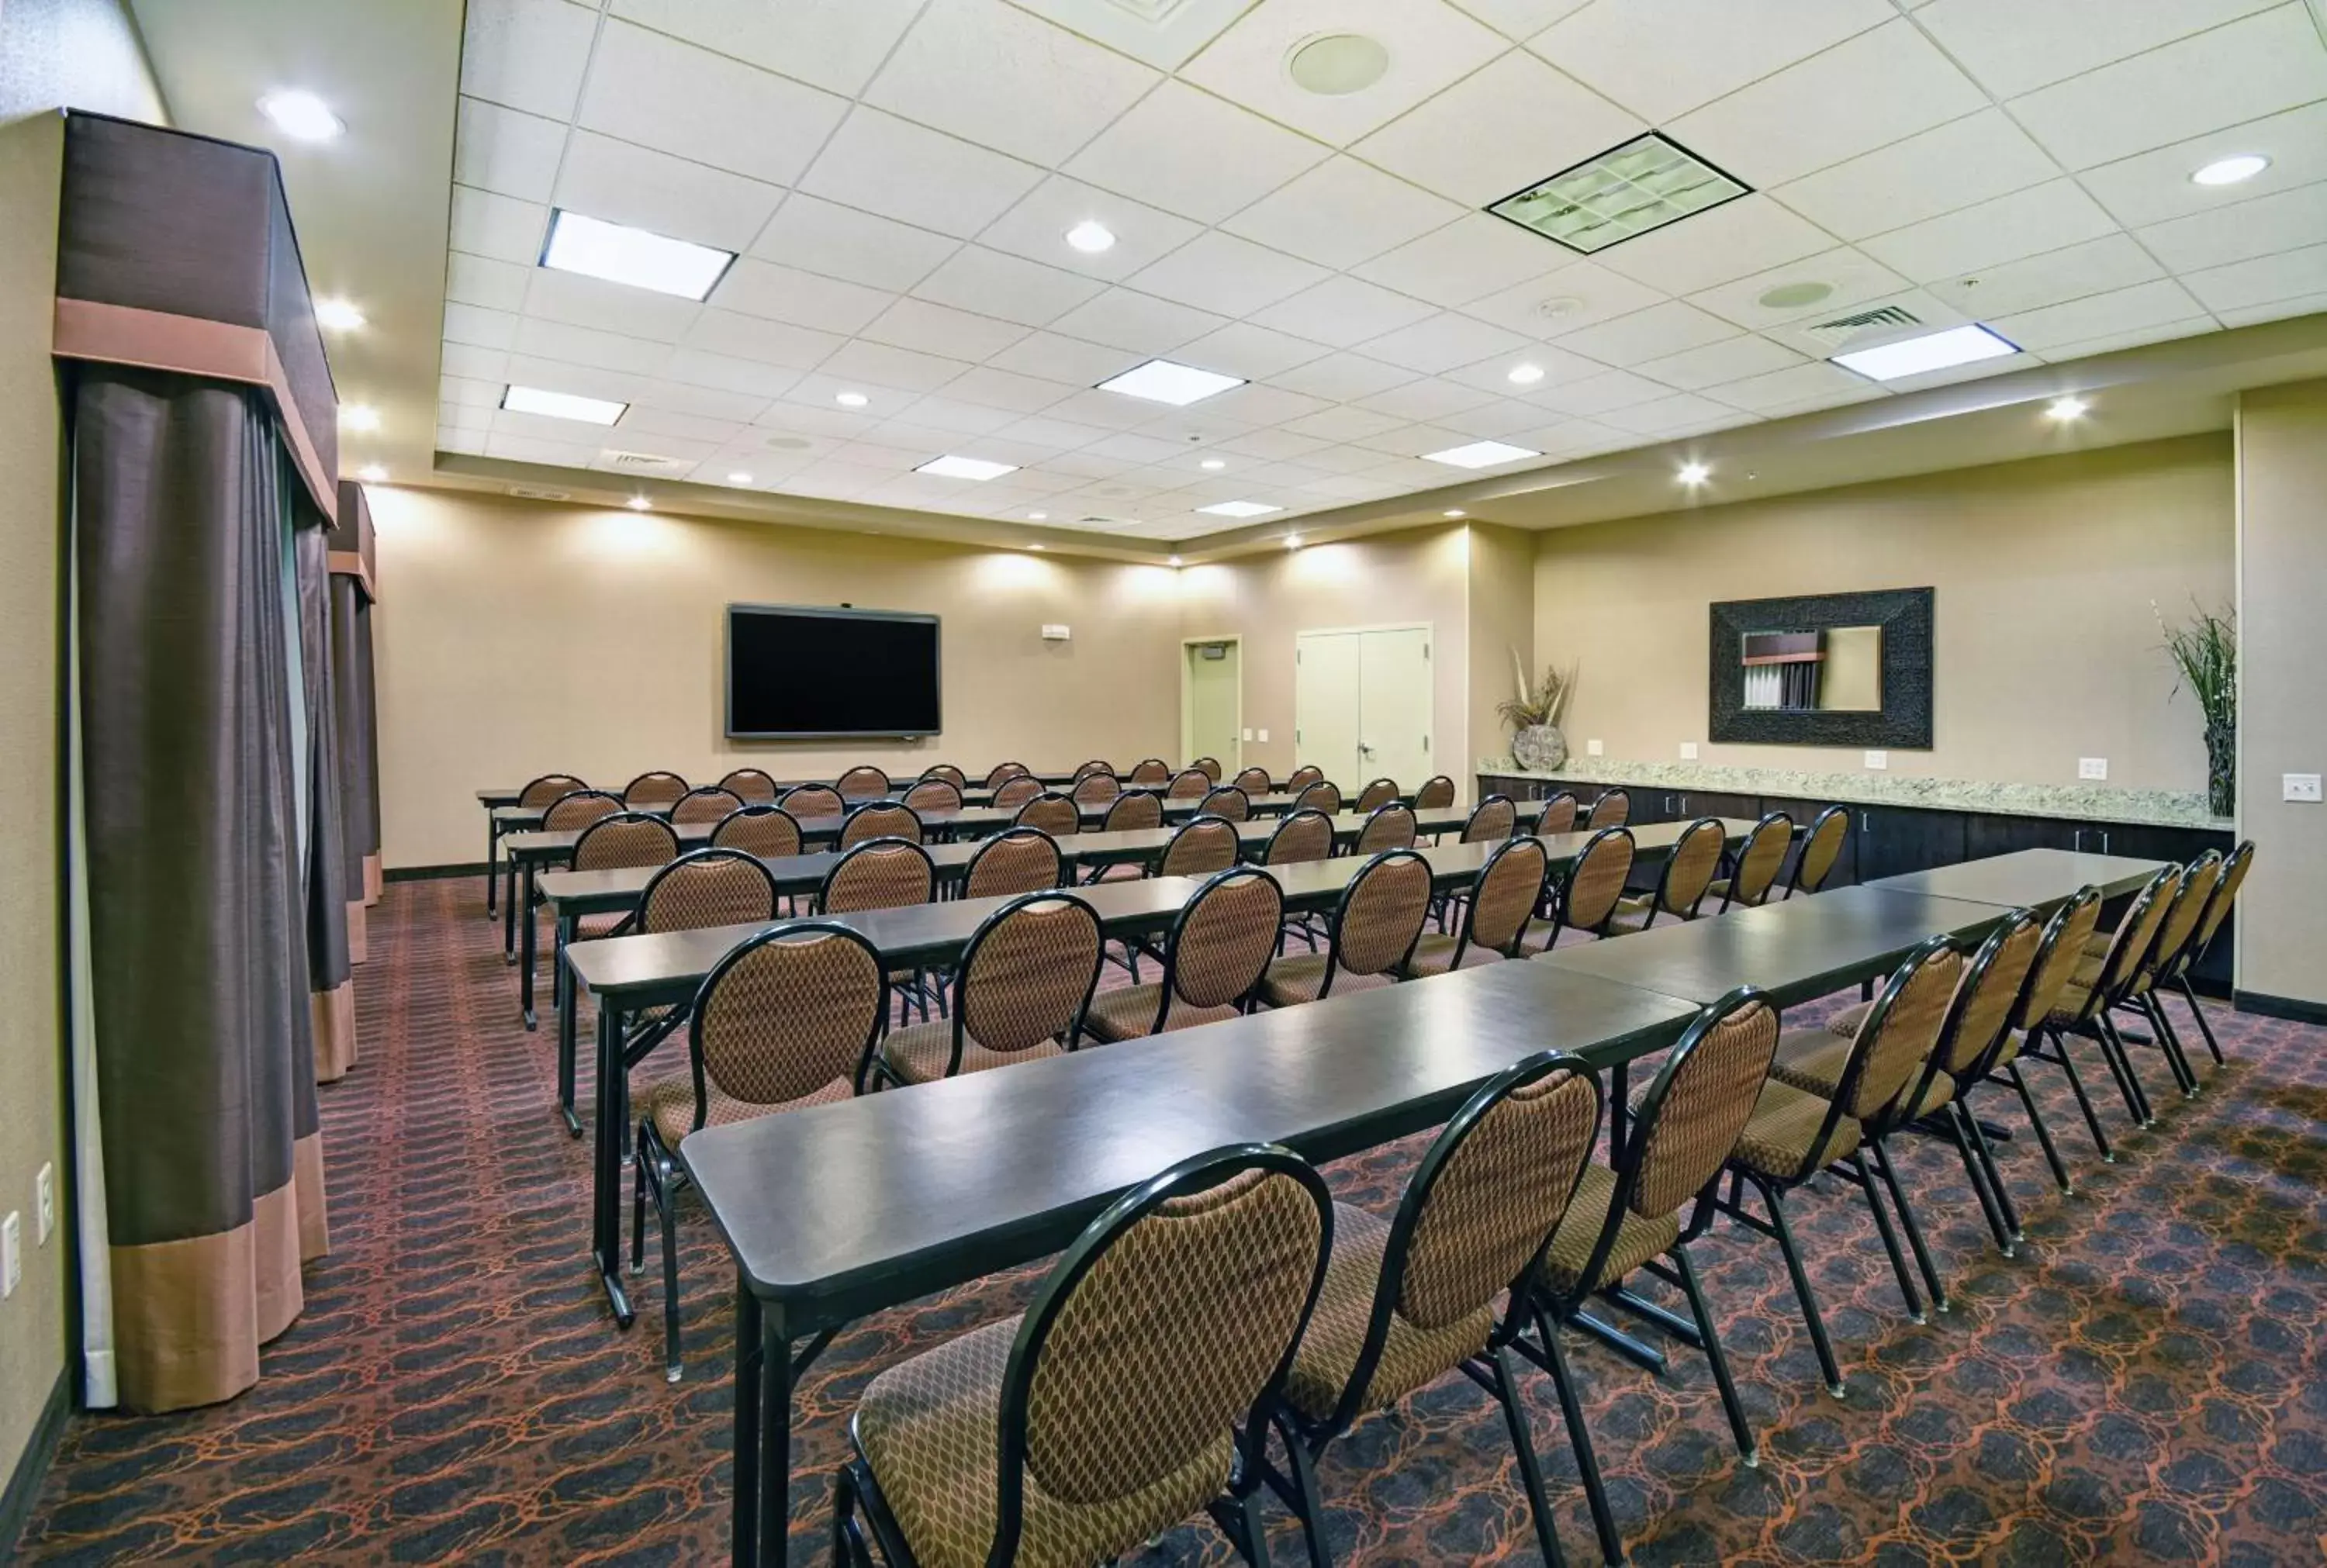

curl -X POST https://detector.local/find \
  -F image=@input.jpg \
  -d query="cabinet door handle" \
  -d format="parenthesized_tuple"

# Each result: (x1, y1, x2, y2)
(2101, 831, 2110, 854)
(1862, 812, 1870, 831)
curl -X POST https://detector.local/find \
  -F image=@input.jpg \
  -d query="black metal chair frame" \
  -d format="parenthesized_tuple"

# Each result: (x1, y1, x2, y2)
(965, 825, 1065, 902)
(1786, 805, 1850, 896)
(842, 800, 927, 848)
(1714, 810, 1796, 913)
(1354, 778, 1400, 814)
(718, 767, 780, 800)
(1415, 835, 1549, 975)
(1258, 848, 1430, 1007)
(2156, 839, 2249, 1068)
(2103, 851, 2222, 1103)
(1264, 807, 1334, 951)
(1534, 789, 1580, 837)
(1619, 815, 1725, 932)
(1083, 865, 1283, 1041)
(817, 836, 942, 1022)
(623, 770, 690, 806)
(2043, 865, 2180, 1133)
(1114, 814, 1241, 978)
(876, 892, 1105, 1086)
(1961, 889, 2104, 1194)
(779, 783, 847, 819)
(1012, 790, 1081, 836)
(1532, 826, 1636, 948)
(1584, 787, 1629, 829)
(610, 848, 783, 1072)
(1350, 802, 1416, 857)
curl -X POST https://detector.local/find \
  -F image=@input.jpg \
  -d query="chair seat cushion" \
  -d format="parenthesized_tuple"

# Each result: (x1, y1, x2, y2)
(1257, 955, 1395, 1008)
(1603, 901, 1656, 934)
(575, 912, 631, 940)
(639, 1070, 851, 1148)
(2081, 930, 2111, 958)
(1536, 1164, 1679, 1300)
(880, 1020, 1066, 1084)
(1283, 1204, 1492, 1422)
(1729, 1080, 1860, 1179)
(1402, 932, 1506, 977)
(1825, 1000, 1874, 1038)
(1770, 1027, 1852, 1096)
(855, 1315, 1233, 1568)
(1080, 984, 1240, 1042)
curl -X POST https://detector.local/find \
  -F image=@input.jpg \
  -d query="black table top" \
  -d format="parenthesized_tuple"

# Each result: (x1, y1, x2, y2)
(1864, 848, 2165, 907)
(1537, 886, 2012, 1007)
(679, 956, 1699, 1327)
(479, 771, 1080, 806)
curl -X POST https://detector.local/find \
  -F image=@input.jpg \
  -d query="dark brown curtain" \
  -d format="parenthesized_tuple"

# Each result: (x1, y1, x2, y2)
(355, 596, 381, 904)
(328, 573, 379, 943)
(299, 526, 357, 1073)
(74, 368, 328, 1412)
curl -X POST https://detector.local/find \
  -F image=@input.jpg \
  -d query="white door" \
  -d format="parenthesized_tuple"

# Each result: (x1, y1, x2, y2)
(1359, 627, 1433, 789)
(1294, 631, 1363, 786)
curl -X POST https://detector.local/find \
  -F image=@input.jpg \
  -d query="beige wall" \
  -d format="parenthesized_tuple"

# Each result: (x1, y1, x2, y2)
(368, 489, 1188, 867)
(1466, 522, 1537, 774)
(1532, 435, 2235, 792)
(2233, 380, 2327, 1004)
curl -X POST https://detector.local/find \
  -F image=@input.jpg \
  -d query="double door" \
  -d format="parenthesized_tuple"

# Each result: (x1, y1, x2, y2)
(1294, 626, 1433, 792)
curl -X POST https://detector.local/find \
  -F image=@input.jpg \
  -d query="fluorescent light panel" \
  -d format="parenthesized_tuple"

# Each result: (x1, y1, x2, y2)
(1198, 500, 1280, 517)
(917, 454, 1018, 481)
(503, 385, 628, 425)
(1489, 133, 1748, 254)
(1096, 358, 1246, 406)
(542, 210, 735, 301)
(1831, 323, 2018, 382)
(1422, 440, 1540, 469)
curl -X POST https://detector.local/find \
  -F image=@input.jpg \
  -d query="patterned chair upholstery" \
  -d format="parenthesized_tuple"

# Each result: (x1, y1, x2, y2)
(1191, 756, 1223, 782)
(710, 805, 801, 861)
(1584, 789, 1629, 830)
(1160, 817, 1240, 879)
(841, 802, 923, 849)
(903, 778, 963, 813)
(1292, 781, 1341, 816)
(835, 765, 891, 796)
(1166, 768, 1212, 800)
(818, 838, 937, 915)
(1413, 775, 1457, 810)
(1708, 812, 1794, 911)
(1406, 838, 1547, 976)
(1355, 779, 1400, 814)
(562, 813, 683, 948)
(1461, 796, 1517, 844)
(878, 894, 1105, 1083)
(1101, 792, 1163, 833)
(1014, 792, 1080, 837)
(1355, 803, 1417, 855)
(717, 767, 780, 803)
(1523, 827, 1634, 952)
(920, 764, 969, 790)
(542, 789, 621, 832)
(1072, 758, 1114, 782)
(624, 771, 689, 808)
(964, 827, 1063, 900)
(1127, 758, 1172, 786)
(1608, 817, 1727, 934)
(984, 762, 1031, 790)
(1285, 765, 1325, 793)
(1081, 869, 1282, 1043)
(780, 783, 846, 821)
(1232, 766, 1271, 795)
(994, 775, 1044, 810)
(1258, 850, 1431, 1007)
(1072, 772, 1122, 806)
(671, 786, 745, 825)
(1789, 806, 1849, 894)
(518, 772, 587, 809)
(1198, 786, 1250, 822)
(1536, 792, 1579, 836)
(1265, 809, 1333, 865)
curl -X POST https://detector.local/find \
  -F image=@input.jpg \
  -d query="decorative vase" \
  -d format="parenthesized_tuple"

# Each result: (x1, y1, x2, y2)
(1512, 722, 1568, 772)
(2204, 718, 2235, 818)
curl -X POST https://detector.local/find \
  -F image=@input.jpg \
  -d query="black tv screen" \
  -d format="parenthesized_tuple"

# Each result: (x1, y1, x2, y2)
(726, 606, 941, 739)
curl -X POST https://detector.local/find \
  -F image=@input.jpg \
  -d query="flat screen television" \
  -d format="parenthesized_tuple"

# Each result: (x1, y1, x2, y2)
(725, 605, 942, 739)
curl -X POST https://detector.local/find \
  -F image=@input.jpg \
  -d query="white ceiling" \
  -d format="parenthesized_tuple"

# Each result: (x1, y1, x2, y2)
(434, 0, 2327, 541)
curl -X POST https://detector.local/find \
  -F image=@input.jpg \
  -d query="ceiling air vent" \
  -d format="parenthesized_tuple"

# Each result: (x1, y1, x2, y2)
(1800, 304, 1922, 350)
(507, 485, 571, 501)
(1486, 133, 1749, 254)
(600, 449, 690, 473)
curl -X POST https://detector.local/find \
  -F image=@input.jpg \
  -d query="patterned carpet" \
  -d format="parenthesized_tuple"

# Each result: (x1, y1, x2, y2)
(17, 877, 2327, 1566)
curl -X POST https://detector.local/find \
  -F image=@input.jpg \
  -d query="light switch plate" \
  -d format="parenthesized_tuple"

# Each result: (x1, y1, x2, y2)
(2, 1211, 18, 1298)
(2078, 757, 2108, 780)
(1586, 738, 1603, 757)
(1256, 728, 1268, 743)
(1679, 741, 1699, 760)
(1864, 750, 1889, 771)
(1241, 727, 1253, 742)
(2284, 772, 2322, 803)
(35, 1164, 52, 1245)
(1039, 623, 1070, 641)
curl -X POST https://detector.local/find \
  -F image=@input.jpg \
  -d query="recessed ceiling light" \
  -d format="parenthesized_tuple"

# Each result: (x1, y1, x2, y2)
(1028, 543, 1046, 551)
(257, 90, 342, 141)
(2191, 154, 2268, 187)
(1200, 458, 1226, 470)
(1831, 323, 2019, 382)
(727, 471, 754, 484)
(1489, 133, 1748, 254)
(1097, 358, 1246, 406)
(1286, 33, 1390, 96)
(1200, 500, 1281, 518)
(1167, 554, 1184, 567)
(314, 297, 365, 332)
(1423, 440, 1540, 469)
(1758, 280, 1833, 311)
(1506, 363, 1545, 386)
(917, 454, 1018, 481)
(1284, 534, 1304, 550)
(543, 210, 735, 301)
(625, 496, 652, 512)
(503, 385, 628, 424)
(355, 463, 387, 483)
(1065, 220, 1117, 254)
(2046, 395, 2089, 422)
(1443, 509, 1466, 518)
(1677, 461, 1710, 486)
(1028, 511, 1049, 520)
(339, 403, 380, 432)
(835, 391, 870, 408)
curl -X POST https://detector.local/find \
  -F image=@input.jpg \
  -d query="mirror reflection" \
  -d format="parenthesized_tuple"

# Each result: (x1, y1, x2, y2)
(1739, 625, 1883, 713)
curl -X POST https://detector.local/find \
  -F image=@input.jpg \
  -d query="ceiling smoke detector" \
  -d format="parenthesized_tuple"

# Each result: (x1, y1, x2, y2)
(1287, 33, 1390, 95)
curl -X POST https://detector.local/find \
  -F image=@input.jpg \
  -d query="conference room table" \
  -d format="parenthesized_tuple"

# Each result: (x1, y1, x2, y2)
(667, 844, 2168, 1566)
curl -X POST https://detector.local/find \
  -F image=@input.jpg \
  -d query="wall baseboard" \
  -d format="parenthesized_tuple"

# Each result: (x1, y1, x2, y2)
(0, 1366, 71, 1559)
(386, 862, 487, 882)
(2231, 989, 2327, 1025)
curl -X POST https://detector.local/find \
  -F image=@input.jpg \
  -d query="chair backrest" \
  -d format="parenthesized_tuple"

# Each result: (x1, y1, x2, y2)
(2008, 887, 2103, 1037)
(1072, 758, 1113, 782)
(542, 789, 622, 832)
(1413, 775, 1456, 809)
(1071, 772, 1122, 806)
(985, 762, 1031, 790)
(690, 923, 886, 1109)
(718, 767, 780, 803)
(519, 772, 587, 809)
(2181, 839, 2252, 972)
(1355, 779, 1400, 813)
(921, 763, 968, 789)
(1128, 758, 1172, 785)
(1232, 766, 1271, 795)
(572, 811, 680, 872)
(1293, 780, 1341, 815)
(1461, 795, 1516, 844)
(2073, 865, 2180, 1017)
(817, 837, 936, 914)
(1264, 808, 1333, 865)
(835, 765, 890, 796)
(1535, 791, 1578, 836)
(1165, 768, 1212, 800)
(1160, 815, 1240, 879)
(1101, 791, 1164, 832)
(902, 778, 963, 813)
(963, 827, 1063, 900)
(638, 848, 780, 934)
(1792, 806, 1849, 894)
(1198, 786, 1250, 821)
(1828, 938, 1963, 1128)
(994, 775, 1044, 810)
(624, 771, 689, 807)
(672, 786, 745, 824)
(1014, 791, 1080, 837)
(841, 801, 923, 848)
(1461, 837, 1550, 958)
(1928, 910, 2045, 1080)
(1191, 756, 1223, 782)
(949, 893, 1105, 1068)
(1323, 850, 1433, 987)
(991, 1145, 1329, 1564)
(1604, 990, 1779, 1246)
(1584, 788, 1628, 830)
(1652, 817, 1727, 920)
(1356, 803, 1418, 855)
(1285, 765, 1324, 793)
(1159, 867, 1284, 1014)
(1559, 827, 1636, 934)
(780, 783, 845, 820)
(711, 804, 802, 861)
(1724, 812, 1795, 907)
(2141, 851, 2222, 986)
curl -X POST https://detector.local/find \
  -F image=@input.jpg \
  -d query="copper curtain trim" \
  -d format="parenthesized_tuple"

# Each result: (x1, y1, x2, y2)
(362, 853, 382, 906)
(326, 549, 375, 599)
(311, 981, 358, 1083)
(345, 900, 368, 965)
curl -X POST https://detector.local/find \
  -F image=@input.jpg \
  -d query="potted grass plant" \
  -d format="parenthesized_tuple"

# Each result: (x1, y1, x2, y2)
(2156, 599, 2235, 817)
(1499, 650, 1575, 772)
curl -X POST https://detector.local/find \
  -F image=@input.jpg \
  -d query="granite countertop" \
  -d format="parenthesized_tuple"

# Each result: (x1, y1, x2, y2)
(1475, 757, 2235, 832)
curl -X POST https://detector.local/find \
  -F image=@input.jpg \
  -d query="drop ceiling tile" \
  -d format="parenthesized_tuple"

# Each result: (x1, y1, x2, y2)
(1064, 80, 1331, 225)
(2008, 7, 2327, 171)
(1301, 472, 1408, 500)
(2214, 288, 2327, 327)
(525, 265, 705, 340)
(1043, 388, 1184, 431)
(1181, 0, 1507, 147)
(990, 413, 1109, 450)
(659, 351, 799, 399)
(1530, 0, 1893, 123)
(449, 185, 550, 264)
(1687, 247, 1913, 329)
(438, 426, 489, 454)
(1526, 368, 1672, 415)
(1357, 312, 1531, 375)
(911, 247, 1108, 328)
(1344, 422, 1468, 458)
(1665, 22, 1988, 188)
(1917, 0, 2281, 99)
(1633, 333, 1807, 391)
(1595, 392, 1740, 436)
(2180, 243, 2327, 313)
(1588, 196, 1835, 297)
(2139, 181, 2327, 273)
(1926, 234, 2166, 319)
(859, 298, 1032, 361)
(863, 0, 1160, 164)
(1171, 323, 1335, 382)
(446, 251, 532, 313)
(1081, 431, 1190, 465)
(1700, 360, 1883, 414)
(1024, 450, 1128, 480)
(1350, 212, 1577, 309)
(1985, 278, 2211, 351)
(461, 0, 596, 119)
(887, 397, 1022, 437)
(682, 309, 847, 370)
(452, 98, 566, 203)
(551, 132, 783, 253)
(500, 355, 649, 405)
(1551, 300, 1737, 364)
(1354, 376, 1502, 421)
(1443, 343, 1604, 394)
(1445, 0, 1589, 39)
(444, 302, 521, 351)
(1048, 288, 1229, 356)
(763, 381, 893, 427)
(440, 343, 510, 382)
(809, 339, 975, 395)
(513, 316, 674, 376)
(623, 406, 745, 444)
(933, 365, 1078, 415)
(1251, 277, 1437, 349)
(485, 431, 603, 467)
(977, 176, 1203, 283)
(1856, 181, 2121, 283)
(441, 375, 503, 408)
(712, 259, 894, 335)
(1268, 352, 1421, 402)
(1198, 383, 1333, 427)
(800, 108, 1046, 238)
(609, 0, 920, 95)
(986, 331, 1140, 385)
(1218, 428, 1335, 461)
(1220, 157, 1468, 271)
(575, 20, 849, 187)
(1772, 111, 2064, 240)
(1351, 49, 1644, 208)
(783, 460, 890, 496)
(748, 195, 960, 293)
(1126, 232, 1333, 319)
(1278, 406, 1410, 444)
(2075, 102, 2327, 229)
(1461, 262, 1666, 341)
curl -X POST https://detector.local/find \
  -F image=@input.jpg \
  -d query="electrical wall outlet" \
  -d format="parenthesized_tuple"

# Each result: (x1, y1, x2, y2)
(2079, 757, 2108, 780)
(1256, 728, 1268, 743)
(2, 1211, 18, 1298)
(36, 1164, 53, 1245)
(2284, 772, 2322, 803)
(1864, 750, 1889, 771)
(1586, 738, 1603, 757)
(1679, 741, 1699, 760)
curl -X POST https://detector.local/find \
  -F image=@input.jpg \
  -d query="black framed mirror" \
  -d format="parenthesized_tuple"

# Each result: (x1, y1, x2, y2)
(1709, 587, 1933, 748)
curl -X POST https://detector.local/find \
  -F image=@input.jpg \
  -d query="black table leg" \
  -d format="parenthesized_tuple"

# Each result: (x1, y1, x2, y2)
(503, 852, 519, 961)
(520, 860, 539, 1029)
(486, 817, 499, 917)
(733, 1287, 762, 1568)
(757, 1312, 795, 1568)
(593, 999, 634, 1327)
(557, 913, 582, 1136)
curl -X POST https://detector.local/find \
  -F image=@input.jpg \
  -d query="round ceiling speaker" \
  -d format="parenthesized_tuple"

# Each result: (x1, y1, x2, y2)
(1287, 33, 1390, 95)
(1533, 295, 1585, 322)
(1757, 280, 1834, 310)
